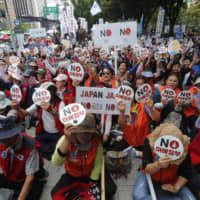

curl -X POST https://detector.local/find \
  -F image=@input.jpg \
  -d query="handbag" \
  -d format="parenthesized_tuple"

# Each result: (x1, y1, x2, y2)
(52, 181, 100, 200)
(106, 151, 131, 178)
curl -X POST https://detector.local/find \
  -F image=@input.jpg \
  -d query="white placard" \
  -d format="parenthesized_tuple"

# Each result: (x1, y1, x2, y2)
(135, 84, 152, 103)
(140, 48, 149, 58)
(159, 46, 167, 54)
(99, 48, 108, 57)
(60, 103, 86, 126)
(29, 28, 46, 38)
(9, 56, 20, 67)
(115, 85, 134, 103)
(92, 22, 137, 47)
(168, 40, 180, 55)
(33, 47, 39, 55)
(76, 87, 131, 115)
(10, 84, 22, 102)
(32, 88, 51, 106)
(161, 88, 176, 101)
(8, 65, 18, 75)
(154, 135, 184, 160)
(60, 51, 65, 58)
(177, 91, 192, 102)
(68, 63, 84, 81)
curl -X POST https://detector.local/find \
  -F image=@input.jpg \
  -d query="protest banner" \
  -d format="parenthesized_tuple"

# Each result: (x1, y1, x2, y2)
(156, 7, 165, 37)
(29, 28, 46, 38)
(76, 87, 131, 115)
(177, 91, 192, 103)
(92, 22, 137, 47)
(159, 46, 167, 54)
(168, 40, 181, 55)
(115, 85, 134, 103)
(154, 135, 184, 160)
(8, 65, 18, 75)
(59, 103, 86, 126)
(135, 84, 152, 103)
(99, 48, 109, 58)
(68, 63, 84, 81)
(10, 84, 22, 102)
(161, 88, 176, 101)
(32, 89, 51, 106)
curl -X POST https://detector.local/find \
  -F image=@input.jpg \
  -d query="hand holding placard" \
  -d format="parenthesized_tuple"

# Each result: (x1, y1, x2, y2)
(60, 103, 86, 126)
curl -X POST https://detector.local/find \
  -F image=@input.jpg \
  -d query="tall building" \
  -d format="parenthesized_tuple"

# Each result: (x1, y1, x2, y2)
(12, 0, 33, 17)
(0, 0, 16, 28)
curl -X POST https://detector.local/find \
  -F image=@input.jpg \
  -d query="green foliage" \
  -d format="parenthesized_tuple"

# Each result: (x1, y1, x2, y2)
(70, 0, 185, 35)
(185, 0, 200, 30)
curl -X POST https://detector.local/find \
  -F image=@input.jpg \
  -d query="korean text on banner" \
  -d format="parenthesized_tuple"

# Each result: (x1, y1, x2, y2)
(92, 22, 137, 48)
(76, 87, 131, 115)
(29, 28, 46, 38)
(156, 7, 165, 37)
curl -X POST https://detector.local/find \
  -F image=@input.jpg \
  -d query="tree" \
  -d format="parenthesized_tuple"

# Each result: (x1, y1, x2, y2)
(185, 0, 200, 31)
(159, 0, 184, 36)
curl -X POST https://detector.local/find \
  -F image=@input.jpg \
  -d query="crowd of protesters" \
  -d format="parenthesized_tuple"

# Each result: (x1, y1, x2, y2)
(0, 29, 199, 200)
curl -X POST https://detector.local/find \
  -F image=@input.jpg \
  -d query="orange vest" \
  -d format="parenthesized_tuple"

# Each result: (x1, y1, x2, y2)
(85, 74, 103, 87)
(123, 103, 150, 147)
(183, 86, 198, 117)
(150, 148, 179, 185)
(146, 135, 188, 185)
(65, 135, 100, 178)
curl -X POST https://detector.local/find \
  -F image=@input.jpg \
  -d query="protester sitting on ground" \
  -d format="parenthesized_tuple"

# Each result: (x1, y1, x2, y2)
(132, 123, 196, 200)
(153, 73, 181, 123)
(36, 68, 48, 85)
(51, 113, 103, 199)
(54, 73, 74, 105)
(0, 115, 45, 200)
(117, 93, 160, 151)
(11, 82, 64, 160)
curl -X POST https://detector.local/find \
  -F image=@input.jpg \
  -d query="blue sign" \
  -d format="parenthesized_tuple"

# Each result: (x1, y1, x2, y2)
(14, 19, 20, 26)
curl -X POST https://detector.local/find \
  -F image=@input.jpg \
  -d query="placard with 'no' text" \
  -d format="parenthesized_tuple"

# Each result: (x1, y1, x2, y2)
(76, 87, 131, 115)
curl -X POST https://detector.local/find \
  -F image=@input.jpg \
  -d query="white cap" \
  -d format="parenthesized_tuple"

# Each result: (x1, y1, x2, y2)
(194, 77, 200, 85)
(54, 74, 68, 82)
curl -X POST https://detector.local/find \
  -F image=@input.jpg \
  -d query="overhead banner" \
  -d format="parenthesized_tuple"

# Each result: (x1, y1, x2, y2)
(156, 7, 165, 37)
(76, 87, 131, 115)
(29, 28, 46, 38)
(92, 22, 137, 47)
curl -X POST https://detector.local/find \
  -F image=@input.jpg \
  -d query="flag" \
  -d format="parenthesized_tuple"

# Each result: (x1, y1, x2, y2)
(90, 1, 102, 16)
(122, 13, 125, 22)
(156, 7, 165, 37)
(176, 22, 182, 39)
(138, 15, 143, 36)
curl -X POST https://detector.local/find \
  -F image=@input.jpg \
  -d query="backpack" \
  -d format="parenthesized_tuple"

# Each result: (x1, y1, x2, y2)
(52, 181, 100, 200)
(106, 151, 131, 178)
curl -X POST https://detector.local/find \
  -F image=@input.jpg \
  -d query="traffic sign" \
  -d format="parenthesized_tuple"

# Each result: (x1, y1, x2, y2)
(14, 19, 20, 26)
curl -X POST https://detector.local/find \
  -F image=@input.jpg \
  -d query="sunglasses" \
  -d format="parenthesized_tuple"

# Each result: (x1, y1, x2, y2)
(102, 72, 111, 75)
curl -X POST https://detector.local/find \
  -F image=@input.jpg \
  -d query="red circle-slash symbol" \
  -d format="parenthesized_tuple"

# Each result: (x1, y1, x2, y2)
(106, 29, 112, 37)
(125, 28, 131, 35)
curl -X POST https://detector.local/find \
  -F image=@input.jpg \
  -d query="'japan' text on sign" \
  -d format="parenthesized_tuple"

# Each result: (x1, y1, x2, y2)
(76, 87, 131, 115)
